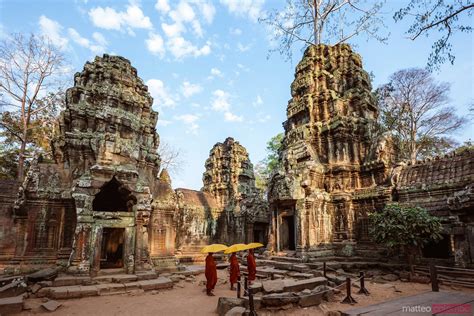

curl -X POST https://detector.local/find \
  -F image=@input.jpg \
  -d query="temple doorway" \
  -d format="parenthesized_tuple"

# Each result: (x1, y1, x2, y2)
(280, 215, 295, 250)
(100, 228, 125, 269)
(253, 223, 268, 246)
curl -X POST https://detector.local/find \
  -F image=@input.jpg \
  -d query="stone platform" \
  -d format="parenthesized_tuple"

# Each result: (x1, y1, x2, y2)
(343, 291, 474, 315)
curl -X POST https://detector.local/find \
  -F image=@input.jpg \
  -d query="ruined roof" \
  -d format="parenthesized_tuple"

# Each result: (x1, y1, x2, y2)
(176, 188, 218, 209)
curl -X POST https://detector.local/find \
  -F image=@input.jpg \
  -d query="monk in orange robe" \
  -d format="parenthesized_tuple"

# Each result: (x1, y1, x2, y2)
(229, 253, 240, 290)
(205, 252, 217, 296)
(247, 249, 256, 284)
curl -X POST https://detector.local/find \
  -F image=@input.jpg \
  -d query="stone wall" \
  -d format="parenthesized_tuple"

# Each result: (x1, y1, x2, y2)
(396, 150, 474, 267)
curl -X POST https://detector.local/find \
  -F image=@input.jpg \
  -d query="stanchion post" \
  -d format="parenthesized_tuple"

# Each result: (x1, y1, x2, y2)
(341, 277, 357, 304)
(237, 276, 241, 298)
(248, 290, 257, 316)
(429, 263, 439, 292)
(323, 262, 327, 278)
(244, 276, 248, 297)
(358, 272, 369, 295)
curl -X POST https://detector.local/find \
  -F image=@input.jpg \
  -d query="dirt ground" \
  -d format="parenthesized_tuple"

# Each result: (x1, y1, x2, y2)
(20, 269, 474, 316)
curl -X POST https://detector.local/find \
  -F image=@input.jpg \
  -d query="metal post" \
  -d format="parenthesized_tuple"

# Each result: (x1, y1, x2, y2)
(341, 277, 357, 304)
(244, 276, 248, 297)
(358, 272, 369, 295)
(237, 277, 241, 298)
(323, 262, 327, 278)
(429, 263, 439, 292)
(248, 290, 257, 316)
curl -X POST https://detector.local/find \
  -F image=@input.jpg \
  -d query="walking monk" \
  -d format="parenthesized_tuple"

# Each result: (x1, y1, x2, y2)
(205, 252, 217, 296)
(247, 249, 256, 284)
(229, 253, 240, 290)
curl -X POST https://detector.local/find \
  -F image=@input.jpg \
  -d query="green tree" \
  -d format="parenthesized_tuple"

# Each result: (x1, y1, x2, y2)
(394, 0, 474, 70)
(256, 133, 284, 192)
(0, 33, 67, 180)
(260, 0, 388, 61)
(369, 203, 443, 272)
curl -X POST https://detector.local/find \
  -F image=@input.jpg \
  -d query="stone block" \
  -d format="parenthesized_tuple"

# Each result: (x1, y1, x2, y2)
(54, 276, 91, 287)
(0, 280, 27, 298)
(27, 267, 59, 282)
(283, 277, 327, 293)
(217, 297, 245, 316)
(243, 296, 262, 310)
(136, 271, 158, 280)
(248, 282, 262, 294)
(261, 280, 285, 294)
(79, 285, 99, 297)
(111, 274, 138, 283)
(96, 284, 110, 294)
(49, 287, 69, 299)
(225, 306, 246, 316)
(36, 287, 51, 298)
(0, 294, 24, 314)
(138, 277, 173, 291)
(262, 292, 299, 307)
(42, 300, 62, 312)
(298, 292, 323, 307)
(124, 282, 140, 291)
(65, 286, 82, 298)
(108, 284, 126, 293)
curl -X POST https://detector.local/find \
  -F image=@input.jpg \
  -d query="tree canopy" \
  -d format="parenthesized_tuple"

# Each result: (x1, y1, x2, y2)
(260, 0, 388, 60)
(369, 203, 443, 266)
(376, 67, 465, 163)
(394, 0, 474, 70)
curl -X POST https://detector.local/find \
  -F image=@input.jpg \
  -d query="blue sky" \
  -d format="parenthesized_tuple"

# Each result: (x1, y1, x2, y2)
(1, 0, 472, 190)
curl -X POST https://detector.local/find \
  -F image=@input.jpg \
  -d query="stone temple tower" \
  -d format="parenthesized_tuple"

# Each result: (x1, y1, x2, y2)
(52, 54, 162, 274)
(269, 44, 394, 256)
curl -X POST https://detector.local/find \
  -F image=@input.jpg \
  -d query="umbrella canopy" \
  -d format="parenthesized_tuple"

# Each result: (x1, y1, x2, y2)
(201, 244, 228, 253)
(224, 243, 248, 254)
(245, 242, 264, 250)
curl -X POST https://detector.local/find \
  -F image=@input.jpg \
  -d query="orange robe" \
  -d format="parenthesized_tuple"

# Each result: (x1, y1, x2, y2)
(229, 254, 240, 284)
(247, 253, 256, 281)
(205, 254, 217, 290)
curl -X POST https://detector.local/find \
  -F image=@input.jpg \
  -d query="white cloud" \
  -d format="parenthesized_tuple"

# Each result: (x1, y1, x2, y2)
(174, 114, 200, 134)
(89, 4, 152, 32)
(230, 27, 242, 35)
(167, 37, 211, 59)
(224, 111, 243, 122)
(195, 1, 216, 24)
(152, 0, 215, 59)
(162, 22, 184, 37)
(68, 28, 89, 47)
(155, 0, 171, 13)
(208, 67, 223, 79)
(39, 15, 68, 50)
(220, 0, 265, 22)
(253, 95, 263, 107)
(181, 81, 203, 98)
(237, 42, 251, 52)
(211, 90, 231, 112)
(257, 113, 271, 122)
(92, 32, 108, 46)
(122, 5, 153, 29)
(89, 7, 122, 30)
(146, 32, 165, 57)
(146, 79, 176, 108)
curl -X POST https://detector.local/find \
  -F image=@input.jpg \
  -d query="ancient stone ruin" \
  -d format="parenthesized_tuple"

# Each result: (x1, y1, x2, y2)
(267, 44, 474, 267)
(0, 55, 267, 274)
(0, 44, 473, 280)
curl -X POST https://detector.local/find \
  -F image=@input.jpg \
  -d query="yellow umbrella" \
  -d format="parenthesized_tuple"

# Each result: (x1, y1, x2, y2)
(201, 244, 228, 253)
(245, 242, 264, 250)
(224, 243, 248, 254)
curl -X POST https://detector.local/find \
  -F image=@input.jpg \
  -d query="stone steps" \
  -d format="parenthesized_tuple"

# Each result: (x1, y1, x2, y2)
(256, 259, 309, 272)
(0, 293, 25, 315)
(37, 277, 174, 299)
(269, 256, 303, 263)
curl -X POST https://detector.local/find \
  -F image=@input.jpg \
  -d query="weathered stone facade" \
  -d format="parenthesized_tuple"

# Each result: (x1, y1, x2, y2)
(202, 137, 269, 245)
(268, 44, 474, 267)
(396, 150, 474, 267)
(0, 56, 266, 273)
(268, 44, 394, 257)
